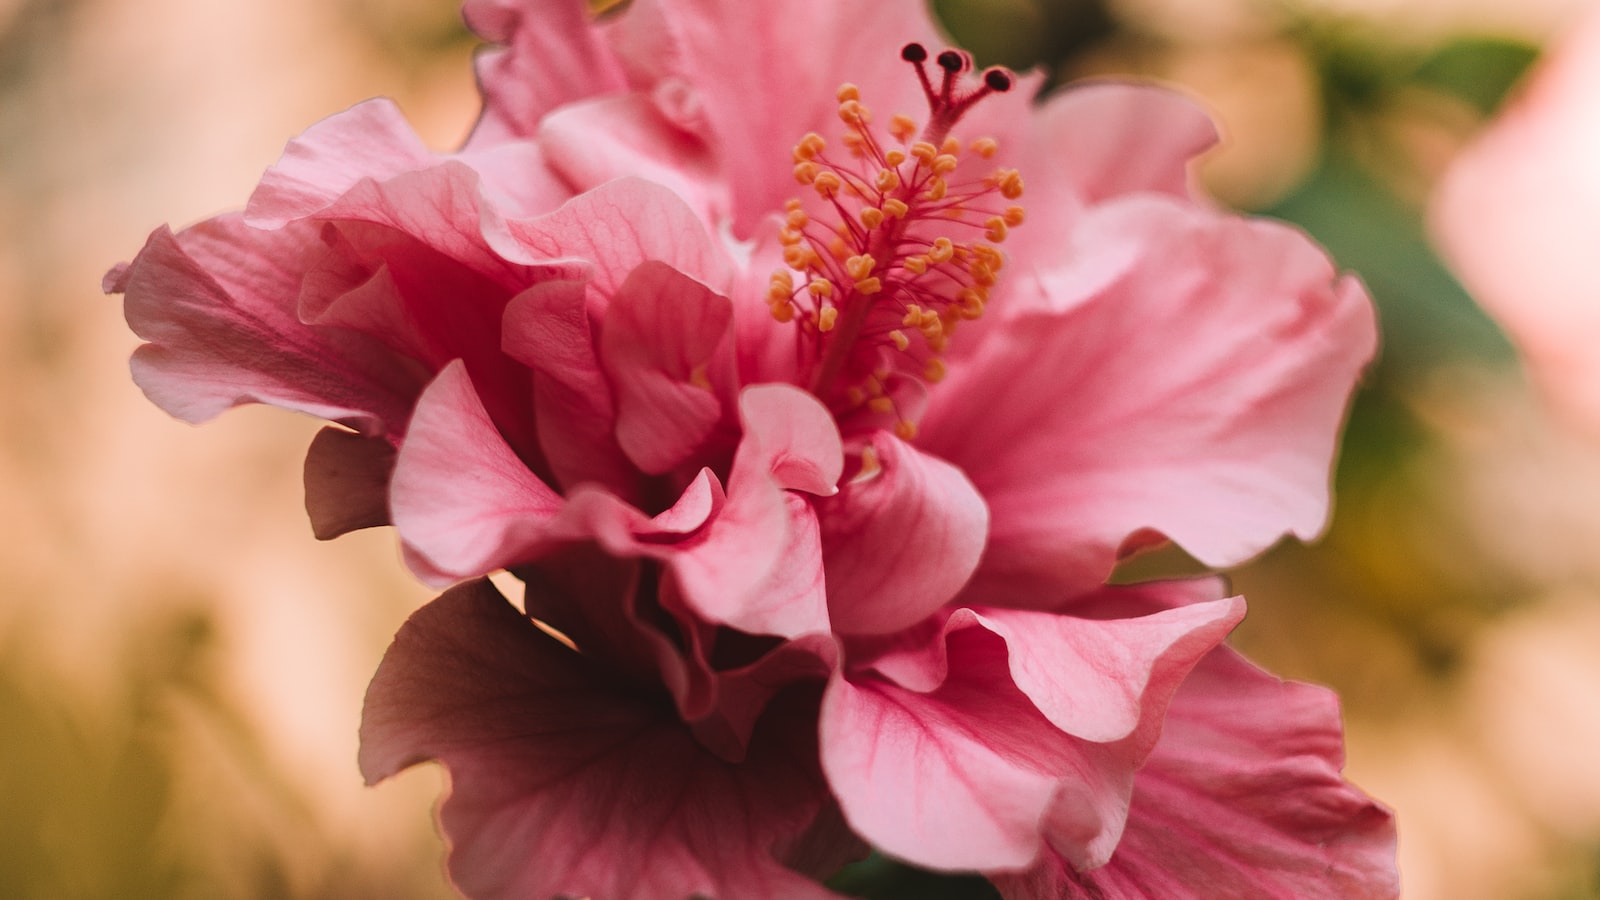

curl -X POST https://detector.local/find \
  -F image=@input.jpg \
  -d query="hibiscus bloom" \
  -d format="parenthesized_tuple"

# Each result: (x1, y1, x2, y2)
(108, 0, 1397, 896)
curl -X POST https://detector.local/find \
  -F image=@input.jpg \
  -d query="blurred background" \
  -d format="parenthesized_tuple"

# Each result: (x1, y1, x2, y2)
(2, 0, 1598, 896)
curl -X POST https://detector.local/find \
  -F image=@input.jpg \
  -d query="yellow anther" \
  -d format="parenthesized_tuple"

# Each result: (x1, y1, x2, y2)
(783, 244, 818, 269)
(813, 170, 842, 197)
(786, 207, 810, 229)
(919, 309, 941, 328)
(779, 226, 804, 246)
(904, 255, 928, 275)
(818, 305, 839, 332)
(829, 237, 851, 261)
(928, 237, 955, 264)
(857, 443, 882, 477)
(890, 329, 910, 351)
(794, 162, 820, 185)
(855, 276, 883, 294)
(970, 137, 999, 158)
(984, 216, 1009, 243)
(911, 141, 938, 163)
(868, 396, 895, 414)
(836, 83, 861, 102)
(808, 278, 835, 298)
(1004, 205, 1025, 226)
(957, 287, 987, 319)
(932, 154, 960, 176)
(768, 271, 794, 300)
(996, 169, 1024, 199)
(860, 207, 885, 229)
(794, 133, 827, 161)
(970, 261, 997, 287)
(785, 198, 804, 211)
(928, 332, 950, 352)
(846, 386, 866, 407)
(845, 254, 877, 281)
(940, 136, 961, 156)
(889, 114, 917, 142)
(838, 99, 871, 126)
(894, 419, 918, 440)
(690, 363, 712, 390)
(902, 305, 923, 326)
(875, 168, 901, 192)
(923, 177, 947, 201)
(841, 131, 867, 157)
(924, 357, 948, 383)
(973, 245, 1004, 269)
(770, 300, 795, 323)
(882, 198, 909, 218)
(884, 149, 908, 167)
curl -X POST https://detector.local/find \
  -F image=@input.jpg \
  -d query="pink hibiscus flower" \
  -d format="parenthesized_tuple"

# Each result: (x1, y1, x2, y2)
(107, 0, 1397, 896)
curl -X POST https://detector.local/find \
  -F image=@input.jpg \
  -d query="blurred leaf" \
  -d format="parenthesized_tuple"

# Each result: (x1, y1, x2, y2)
(1411, 37, 1539, 115)
(829, 853, 1002, 899)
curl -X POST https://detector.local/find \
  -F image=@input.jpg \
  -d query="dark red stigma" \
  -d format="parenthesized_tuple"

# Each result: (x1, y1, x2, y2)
(899, 42, 1015, 143)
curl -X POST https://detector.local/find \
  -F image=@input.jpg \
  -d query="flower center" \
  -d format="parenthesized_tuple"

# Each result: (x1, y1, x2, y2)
(768, 44, 1025, 441)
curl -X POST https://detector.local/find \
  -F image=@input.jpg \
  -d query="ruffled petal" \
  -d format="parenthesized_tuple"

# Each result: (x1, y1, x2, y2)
(245, 99, 437, 226)
(670, 385, 842, 637)
(502, 279, 637, 496)
(539, 93, 729, 225)
(600, 260, 735, 474)
(389, 361, 565, 584)
(507, 176, 734, 301)
(359, 578, 849, 900)
(461, 0, 628, 146)
(108, 216, 423, 433)
(819, 433, 989, 635)
(1032, 83, 1217, 206)
(608, 0, 944, 235)
(821, 588, 1243, 872)
(246, 97, 571, 232)
(924, 196, 1377, 603)
(993, 648, 1398, 900)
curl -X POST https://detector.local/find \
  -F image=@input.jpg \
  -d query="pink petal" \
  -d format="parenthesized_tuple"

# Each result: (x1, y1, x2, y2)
(507, 176, 734, 303)
(818, 433, 989, 636)
(302, 426, 395, 539)
(298, 219, 551, 470)
(246, 98, 570, 236)
(600, 260, 735, 474)
(1032, 83, 1218, 205)
(822, 588, 1242, 872)
(245, 99, 436, 226)
(993, 648, 1398, 899)
(608, 0, 944, 235)
(392, 362, 731, 583)
(924, 196, 1377, 603)
(461, 0, 628, 146)
(539, 93, 730, 225)
(821, 631, 1125, 872)
(360, 578, 850, 900)
(389, 361, 565, 584)
(501, 280, 638, 497)
(670, 385, 842, 637)
(109, 216, 423, 433)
